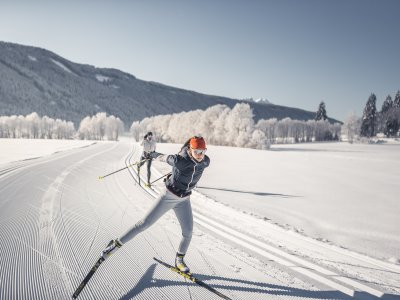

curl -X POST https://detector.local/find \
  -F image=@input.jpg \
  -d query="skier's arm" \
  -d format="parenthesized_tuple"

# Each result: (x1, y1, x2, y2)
(151, 152, 176, 166)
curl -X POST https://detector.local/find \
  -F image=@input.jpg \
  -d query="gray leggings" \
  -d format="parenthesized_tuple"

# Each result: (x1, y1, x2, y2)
(119, 188, 193, 254)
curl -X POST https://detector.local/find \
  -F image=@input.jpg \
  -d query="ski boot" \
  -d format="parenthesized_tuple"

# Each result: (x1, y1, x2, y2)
(102, 239, 123, 259)
(175, 253, 190, 273)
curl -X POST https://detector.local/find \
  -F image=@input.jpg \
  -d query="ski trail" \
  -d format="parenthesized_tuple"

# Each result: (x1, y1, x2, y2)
(37, 143, 119, 298)
(124, 146, 390, 299)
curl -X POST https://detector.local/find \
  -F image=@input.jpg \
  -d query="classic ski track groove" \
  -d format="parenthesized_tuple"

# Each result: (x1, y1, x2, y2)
(41, 143, 119, 299)
(0, 143, 96, 182)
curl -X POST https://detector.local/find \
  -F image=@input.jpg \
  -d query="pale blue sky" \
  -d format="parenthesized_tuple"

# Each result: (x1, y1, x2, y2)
(1, 0, 399, 121)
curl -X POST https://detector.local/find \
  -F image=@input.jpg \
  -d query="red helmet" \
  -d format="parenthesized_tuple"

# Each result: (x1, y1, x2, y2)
(189, 136, 206, 149)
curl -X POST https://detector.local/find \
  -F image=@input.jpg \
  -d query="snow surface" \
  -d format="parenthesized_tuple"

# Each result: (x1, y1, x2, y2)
(95, 74, 111, 82)
(153, 141, 400, 262)
(28, 55, 37, 61)
(0, 138, 95, 165)
(1, 137, 399, 299)
(50, 58, 75, 74)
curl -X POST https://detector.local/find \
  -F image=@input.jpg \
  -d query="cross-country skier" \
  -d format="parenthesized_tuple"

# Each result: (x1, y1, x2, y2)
(102, 136, 210, 273)
(137, 131, 157, 186)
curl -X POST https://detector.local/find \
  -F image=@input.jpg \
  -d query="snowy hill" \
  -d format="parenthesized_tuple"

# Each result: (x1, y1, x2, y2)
(0, 138, 399, 299)
(0, 41, 338, 128)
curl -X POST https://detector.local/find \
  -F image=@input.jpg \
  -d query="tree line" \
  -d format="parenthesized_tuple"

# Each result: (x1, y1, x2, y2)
(130, 103, 341, 150)
(342, 91, 400, 142)
(4, 92, 397, 147)
(0, 112, 123, 141)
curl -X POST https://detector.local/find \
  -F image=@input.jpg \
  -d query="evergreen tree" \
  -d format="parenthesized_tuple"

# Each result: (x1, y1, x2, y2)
(394, 90, 400, 108)
(381, 95, 393, 114)
(315, 101, 328, 121)
(385, 90, 400, 137)
(379, 95, 393, 134)
(360, 94, 376, 137)
(383, 118, 399, 137)
(360, 94, 377, 137)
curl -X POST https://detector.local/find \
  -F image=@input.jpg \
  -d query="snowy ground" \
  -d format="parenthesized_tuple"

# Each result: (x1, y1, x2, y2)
(0, 137, 399, 299)
(0, 138, 96, 165)
(153, 141, 400, 263)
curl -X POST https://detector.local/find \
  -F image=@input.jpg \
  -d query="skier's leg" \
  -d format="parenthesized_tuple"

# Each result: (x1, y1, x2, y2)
(146, 159, 152, 184)
(119, 189, 176, 244)
(137, 154, 146, 170)
(173, 198, 193, 255)
(137, 154, 146, 184)
(173, 198, 193, 273)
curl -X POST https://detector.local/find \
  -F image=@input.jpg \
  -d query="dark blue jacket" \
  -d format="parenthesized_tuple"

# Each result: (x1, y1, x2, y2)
(160, 149, 210, 197)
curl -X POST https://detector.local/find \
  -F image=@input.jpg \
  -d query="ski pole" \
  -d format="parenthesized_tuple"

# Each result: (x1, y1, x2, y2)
(98, 158, 149, 180)
(149, 172, 172, 185)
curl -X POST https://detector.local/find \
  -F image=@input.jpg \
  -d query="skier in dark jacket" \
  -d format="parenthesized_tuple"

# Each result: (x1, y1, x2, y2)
(102, 136, 210, 273)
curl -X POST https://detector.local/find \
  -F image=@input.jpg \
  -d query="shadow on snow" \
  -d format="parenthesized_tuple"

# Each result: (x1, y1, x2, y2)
(197, 186, 298, 198)
(118, 263, 400, 300)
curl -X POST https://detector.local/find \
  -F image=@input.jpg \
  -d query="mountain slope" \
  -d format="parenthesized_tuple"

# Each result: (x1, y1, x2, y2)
(0, 41, 335, 127)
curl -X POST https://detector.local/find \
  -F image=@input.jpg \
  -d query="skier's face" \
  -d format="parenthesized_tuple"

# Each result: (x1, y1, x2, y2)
(190, 147, 206, 162)
(147, 135, 152, 140)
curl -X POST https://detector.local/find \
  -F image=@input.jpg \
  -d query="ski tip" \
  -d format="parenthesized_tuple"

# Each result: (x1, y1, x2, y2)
(98, 176, 103, 180)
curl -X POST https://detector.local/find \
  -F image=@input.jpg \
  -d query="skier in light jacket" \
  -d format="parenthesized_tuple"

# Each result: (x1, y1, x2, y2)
(101, 136, 210, 273)
(138, 131, 157, 186)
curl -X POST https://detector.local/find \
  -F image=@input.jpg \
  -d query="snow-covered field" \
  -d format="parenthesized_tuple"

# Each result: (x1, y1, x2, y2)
(0, 138, 96, 165)
(1, 137, 399, 299)
(153, 141, 400, 263)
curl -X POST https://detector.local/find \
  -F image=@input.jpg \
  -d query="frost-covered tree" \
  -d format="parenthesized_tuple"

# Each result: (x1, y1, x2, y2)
(256, 118, 277, 143)
(0, 113, 75, 139)
(289, 120, 305, 142)
(95, 112, 107, 140)
(78, 112, 123, 141)
(342, 113, 361, 143)
(26, 112, 41, 138)
(129, 103, 341, 148)
(360, 94, 377, 137)
(198, 105, 226, 145)
(249, 129, 271, 149)
(129, 103, 269, 150)
(106, 115, 124, 140)
(41, 116, 53, 139)
(130, 121, 141, 141)
(275, 118, 291, 143)
(314, 120, 333, 141)
(224, 103, 254, 147)
(315, 101, 328, 121)
(211, 105, 231, 146)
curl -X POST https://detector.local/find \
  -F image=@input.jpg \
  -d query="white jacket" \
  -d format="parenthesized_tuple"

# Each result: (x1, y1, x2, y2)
(140, 138, 156, 153)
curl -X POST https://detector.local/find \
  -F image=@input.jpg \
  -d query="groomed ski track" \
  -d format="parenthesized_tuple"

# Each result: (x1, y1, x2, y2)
(0, 141, 398, 300)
